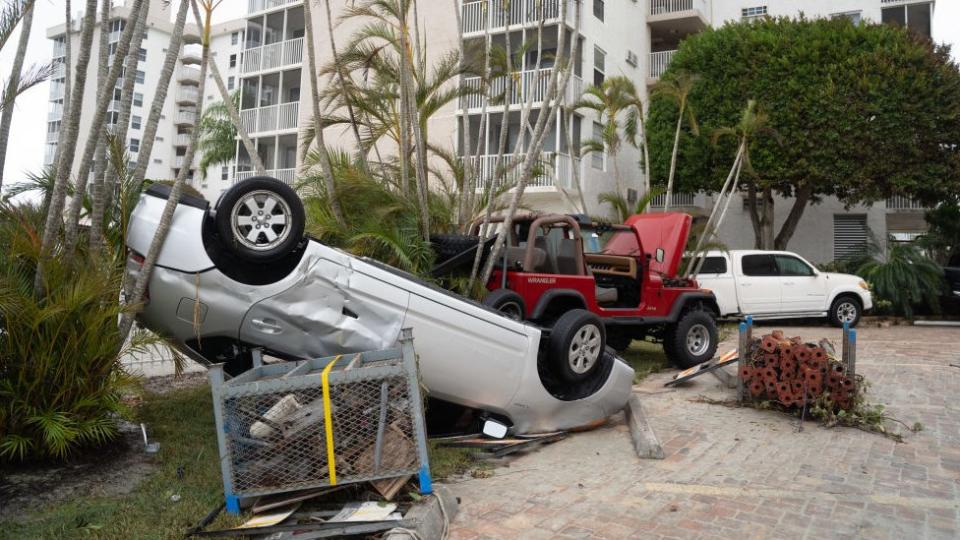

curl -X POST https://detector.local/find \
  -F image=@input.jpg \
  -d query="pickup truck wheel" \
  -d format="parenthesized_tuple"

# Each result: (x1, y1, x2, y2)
(216, 177, 305, 262)
(829, 296, 861, 327)
(664, 310, 718, 369)
(549, 309, 606, 383)
(482, 289, 526, 321)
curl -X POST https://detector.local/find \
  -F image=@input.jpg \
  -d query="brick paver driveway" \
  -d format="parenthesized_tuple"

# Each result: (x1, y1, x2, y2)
(446, 324, 960, 539)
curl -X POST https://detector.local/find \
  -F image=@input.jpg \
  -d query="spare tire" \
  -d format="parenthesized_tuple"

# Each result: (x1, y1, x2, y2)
(215, 177, 305, 262)
(482, 289, 526, 321)
(430, 233, 481, 264)
(548, 309, 606, 383)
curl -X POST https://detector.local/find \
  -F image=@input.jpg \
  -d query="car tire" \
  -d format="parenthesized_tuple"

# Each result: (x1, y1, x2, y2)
(215, 177, 305, 262)
(829, 295, 862, 328)
(430, 234, 480, 264)
(482, 289, 526, 321)
(664, 309, 718, 369)
(548, 309, 606, 383)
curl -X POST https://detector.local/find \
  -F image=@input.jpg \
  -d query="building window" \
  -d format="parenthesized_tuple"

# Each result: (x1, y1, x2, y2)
(129, 138, 140, 153)
(231, 31, 239, 45)
(131, 115, 141, 130)
(221, 166, 229, 181)
(135, 70, 145, 84)
(593, 0, 604, 21)
(832, 11, 862, 25)
(229, 54, 237, 68)
(741, 6, 767, 20)
(593, 46, 606, 87)
(133, 92, 143, 107)
(138, 47, 147, 61)
(833, 215, 868, 260)
(154, 158, 162, 164)
(592, 121, 605, 170)
(882, 3, 932, 37)
(228, 76, 235, 90)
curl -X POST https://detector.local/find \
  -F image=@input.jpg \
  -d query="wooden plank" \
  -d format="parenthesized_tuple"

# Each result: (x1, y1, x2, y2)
(624, 394, 664, 460)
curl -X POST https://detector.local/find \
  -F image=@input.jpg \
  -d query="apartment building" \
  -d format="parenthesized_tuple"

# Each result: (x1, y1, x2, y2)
(44, 0, 244, 201)
(642, 0, 936, 263)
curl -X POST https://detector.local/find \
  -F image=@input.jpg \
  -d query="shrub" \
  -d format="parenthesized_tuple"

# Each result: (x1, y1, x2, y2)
(857, 242, 944, 319)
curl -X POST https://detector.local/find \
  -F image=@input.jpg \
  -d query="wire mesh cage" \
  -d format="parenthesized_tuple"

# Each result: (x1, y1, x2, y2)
(208, 328, 431, 513)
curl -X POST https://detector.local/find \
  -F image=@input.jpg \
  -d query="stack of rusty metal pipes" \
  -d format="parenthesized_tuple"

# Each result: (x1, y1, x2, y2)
(738, 330, 856, 410)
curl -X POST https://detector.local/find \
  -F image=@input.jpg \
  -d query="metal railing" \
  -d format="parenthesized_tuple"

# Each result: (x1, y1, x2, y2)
(241, 37, 304, 74)
(46, 131, 60, 144)
(461, 69, 583, 110)
(53, 42, 66, 58)
(886, 195, 929, 210)
(472, 152, 578, 190)
(52, 63, 66, 79)
(174, 155, 192, 168)
(651, 192, 696, 207)
(240, 102, 299, 134)
(649, 50, 677, 80)
(236, 168, 296, 184)
(175, 133, 191, 146)
(461, 0, 575, 35)
(177, 87, 199, 103)
(179, 66, 201, 83)
(247, 0, 301, 14)
(50, 82, 65, 100)
(176, 110, 197, 125)
(650, 0, 703, 16)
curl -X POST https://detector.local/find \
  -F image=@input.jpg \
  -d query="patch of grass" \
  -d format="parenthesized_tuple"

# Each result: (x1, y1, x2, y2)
(0, 385, 244, 539)
(427, 443, 489, 479)
(619, 341, 671, 383)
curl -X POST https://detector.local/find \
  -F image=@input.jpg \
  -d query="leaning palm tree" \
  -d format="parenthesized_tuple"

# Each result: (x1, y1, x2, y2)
(652, 70, 699, 211)
(597, 187, 666, 223)
(197, 92, 240, 178)
(575, 75, 642, 198)
(0, 0, 36, 189)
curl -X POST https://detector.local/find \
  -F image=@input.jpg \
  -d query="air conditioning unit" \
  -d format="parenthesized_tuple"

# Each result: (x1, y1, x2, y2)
(626, 50, 639, 67)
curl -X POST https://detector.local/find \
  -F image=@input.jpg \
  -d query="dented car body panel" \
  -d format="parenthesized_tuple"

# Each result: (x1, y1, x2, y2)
(125, 192, 634, 435)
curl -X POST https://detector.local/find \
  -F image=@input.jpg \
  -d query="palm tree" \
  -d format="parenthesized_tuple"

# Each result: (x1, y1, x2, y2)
(190, 0, 265, 177)
(64, 0, 146, 252)
(597, 187, 666, 223)
(130, 0, 191, 195)
(0, 0, 36, 189)
(40, 0, 99, 268)
(322, 0, 367, 169)
(120, 0, 213, 341)
(575, 76, 642, 198)
(652, 70, 699, 212)
(302, 0, 344, 225)
(197, 92, 239, 177)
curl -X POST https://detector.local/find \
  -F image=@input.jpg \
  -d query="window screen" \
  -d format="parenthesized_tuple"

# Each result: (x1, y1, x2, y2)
(833, 215, 868, 260)
(742, 254, 777, 276)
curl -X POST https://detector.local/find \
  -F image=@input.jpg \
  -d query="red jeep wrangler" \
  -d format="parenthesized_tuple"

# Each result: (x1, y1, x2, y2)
(472, 212, 720, 377)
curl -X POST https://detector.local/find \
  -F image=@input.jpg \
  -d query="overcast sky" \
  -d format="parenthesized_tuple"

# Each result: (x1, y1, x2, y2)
(1, 1, 958, 191)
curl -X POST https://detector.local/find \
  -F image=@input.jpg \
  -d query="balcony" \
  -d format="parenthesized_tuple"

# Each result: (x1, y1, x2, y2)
(247, 0, 302, 15)
(178, 66, 201, 85)
(648, 0, 709, 36)
(460, 69, 583, 112)
(472, 152, 579, 191)
(651, 192, 696, 208)
(174, 155, 193, 169)
(52, 63, 66, 79)
(461, 0, 576, 37)
(53, 42, 66, 58)
(175, 133, 192, 147)
(46, 131, 60, 144)
(241, 38, 304, 74)
(886, 196, 929, 211)
(648, 50, 677, 83)
(236, 168, 296, 184)
(48, 103, 64, 122)
(176, 86, 199, 105)
(240, 102, 299, 134)
(49, 82, 65, 100)
(175, 110, 197, 126)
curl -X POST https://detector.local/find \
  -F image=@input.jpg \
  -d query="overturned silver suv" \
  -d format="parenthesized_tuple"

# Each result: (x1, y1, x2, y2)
(125, 177, 634, 435)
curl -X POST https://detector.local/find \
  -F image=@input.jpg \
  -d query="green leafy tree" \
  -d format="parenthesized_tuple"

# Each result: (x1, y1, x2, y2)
(646, 16, 960, 249)
(919, 200, 960, 265)
(197, 92, 240, 179)
(857, 242, 943, 318)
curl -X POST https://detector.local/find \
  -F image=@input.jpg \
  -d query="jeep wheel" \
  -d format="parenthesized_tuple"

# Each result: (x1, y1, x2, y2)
(664, 310, 718, 369)
(549, 309, 606, 382)
(216, 177, 305, 262)
(482, 289, 526, 321)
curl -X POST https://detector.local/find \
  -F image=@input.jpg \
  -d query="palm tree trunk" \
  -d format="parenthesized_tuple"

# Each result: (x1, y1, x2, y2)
(452, 0, 474, 228)
(131, 0, 190, 195)
(302, 0, 344, 225)
(93, 0, 149, 251)
(119, 1, 213, 342)
(0, 0, 35, 189)
(64, 0, 145, 252)
(480, 0, 581, 284)
(324, 0, 367, 169)
(190, 1, 264, 177)
(39, 0, 99, 269)
(397, 1, 430, 240)
(638, 105, 651, 196)
(663, 101, 683, 212)
(564, 107, 587, 214)
(49, 0, 72, 186)
(90, 0, 139, 251)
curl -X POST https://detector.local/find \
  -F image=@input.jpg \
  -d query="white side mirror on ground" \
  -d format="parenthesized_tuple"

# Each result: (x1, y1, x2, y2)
(482, 419, 509, 439)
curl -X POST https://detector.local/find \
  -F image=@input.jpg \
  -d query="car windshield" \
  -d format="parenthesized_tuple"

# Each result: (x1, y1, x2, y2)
(584, 229, 641, 256)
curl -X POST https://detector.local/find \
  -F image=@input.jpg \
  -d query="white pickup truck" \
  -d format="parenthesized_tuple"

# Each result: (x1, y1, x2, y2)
(693, 250, 872, 327)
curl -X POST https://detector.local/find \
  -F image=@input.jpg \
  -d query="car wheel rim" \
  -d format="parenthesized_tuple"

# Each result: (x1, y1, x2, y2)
(568, 324, 601, 374)
(686, 323, 710, 357)
(837, 302, 858, 323)
(499, 301, 523, 321)
(231, 190, 292, 252)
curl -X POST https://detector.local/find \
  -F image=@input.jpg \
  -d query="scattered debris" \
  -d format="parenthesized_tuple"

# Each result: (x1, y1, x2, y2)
(664, 349, 739, 388)
(433, 432, 567, 458)
(625, 395, 665, 460)
(140, 423, 159, 454)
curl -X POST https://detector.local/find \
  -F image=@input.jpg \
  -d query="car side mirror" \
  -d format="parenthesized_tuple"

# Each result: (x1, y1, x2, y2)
(655, 248, 665, 263)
